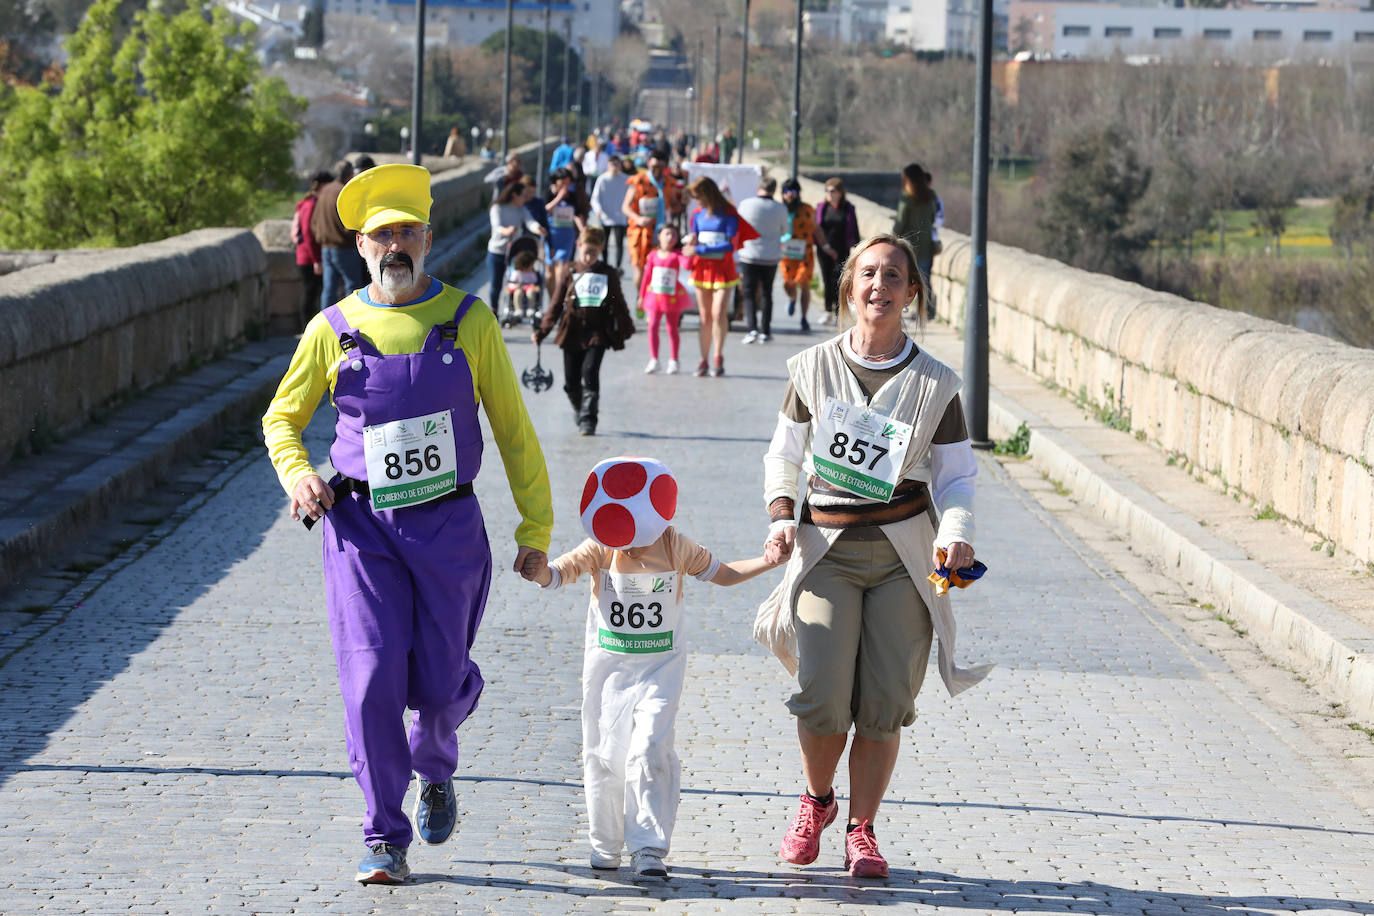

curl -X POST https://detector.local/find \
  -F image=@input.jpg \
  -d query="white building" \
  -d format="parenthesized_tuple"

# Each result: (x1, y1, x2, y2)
(1052, 6, 1374, 58)
(321, 0, 621, 50)
(887, 0, 1008, 54)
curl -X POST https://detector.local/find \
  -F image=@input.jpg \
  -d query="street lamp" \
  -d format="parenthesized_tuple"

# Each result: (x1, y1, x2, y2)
(686, 86, 695, 144)
(737, 0, 751, 165)
(500, 0, 513, 157)
(400, 125, 410, 156)
(364, 120, 375, 153)
(470, 124, 480, 156)
(410, 0, 425, 166)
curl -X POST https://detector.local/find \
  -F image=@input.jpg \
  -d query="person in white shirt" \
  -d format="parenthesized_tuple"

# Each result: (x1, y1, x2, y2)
(736, 177, 790, 343)
(590, 156, 631, 271)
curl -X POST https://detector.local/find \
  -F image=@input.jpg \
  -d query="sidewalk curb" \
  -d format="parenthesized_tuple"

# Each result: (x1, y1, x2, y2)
(0, 345, 292, 590)
(986, 389, 1374, 722)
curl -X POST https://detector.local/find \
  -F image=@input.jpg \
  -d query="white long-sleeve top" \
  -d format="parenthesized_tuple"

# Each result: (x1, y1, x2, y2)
(590, 171, 630, 227)
(762, 334, 975, 549)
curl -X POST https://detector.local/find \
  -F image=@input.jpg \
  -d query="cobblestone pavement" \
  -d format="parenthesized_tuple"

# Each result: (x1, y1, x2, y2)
(1, 275, 1372, 914)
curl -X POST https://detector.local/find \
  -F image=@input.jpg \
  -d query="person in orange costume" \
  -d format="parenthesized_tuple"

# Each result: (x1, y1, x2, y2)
(620, 153, 681, 290)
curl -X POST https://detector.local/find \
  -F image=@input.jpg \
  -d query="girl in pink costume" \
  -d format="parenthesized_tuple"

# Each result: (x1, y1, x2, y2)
(637, 224, 694, 375)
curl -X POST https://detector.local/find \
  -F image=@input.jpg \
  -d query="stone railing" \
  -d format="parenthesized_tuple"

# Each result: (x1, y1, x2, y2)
(0, 140, 556, 468)
(787, 170, 1374, 566)
(0, 229, 269, 467)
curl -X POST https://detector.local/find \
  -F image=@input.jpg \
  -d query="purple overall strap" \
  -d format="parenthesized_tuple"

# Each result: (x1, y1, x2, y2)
(321, 304, 362, 352)
(437, 293, 478, 351)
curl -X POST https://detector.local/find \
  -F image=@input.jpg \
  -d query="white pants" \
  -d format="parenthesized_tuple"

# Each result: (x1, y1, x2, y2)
(582, 649, 686, 860)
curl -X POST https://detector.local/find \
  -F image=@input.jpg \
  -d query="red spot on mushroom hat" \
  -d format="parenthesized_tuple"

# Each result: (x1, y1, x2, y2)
(579, 457, 678, 549)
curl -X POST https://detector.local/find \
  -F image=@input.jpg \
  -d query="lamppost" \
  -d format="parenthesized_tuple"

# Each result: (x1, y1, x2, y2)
(410, 0, 425, 166)
(470, 124, 480, 157)
(500, 0, 513, 157)
(790, 0, 802, 180)
(364, 120, 375, 153)
(686, 86, 695, 145)
(711, 22, 720, 145)
(561, 17, 572, 138)
(736, 0, 751, 164)
(400, 125, 410, 156)
(536, 0, 551, 189)
(963, 0, 993, 448)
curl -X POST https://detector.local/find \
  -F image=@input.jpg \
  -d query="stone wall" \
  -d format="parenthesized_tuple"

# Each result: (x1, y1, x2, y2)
(789, 171, 1374, 566)
(0, 140, 558, 467)
(0, 229, 268, 468)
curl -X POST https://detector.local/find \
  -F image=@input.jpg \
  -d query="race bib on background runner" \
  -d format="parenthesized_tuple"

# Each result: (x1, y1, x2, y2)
(649, 265, 677, 295)
(574, 272, 609, 307)
(812, 396, 912, 502)
(593, 570, 681, 654)
(782, 237, 807, 260)
(362, 409, 458, 510)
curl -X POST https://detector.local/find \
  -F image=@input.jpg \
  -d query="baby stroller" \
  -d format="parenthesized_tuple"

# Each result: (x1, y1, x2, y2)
(498, 234, 545, 329)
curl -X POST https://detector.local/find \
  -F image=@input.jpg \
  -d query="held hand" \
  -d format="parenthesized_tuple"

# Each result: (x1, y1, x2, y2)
(935, 541, 975, 571)
(313, 262, 323, 275)
(530, 331, 540, 345)
(290, 475, 335, 523)
(514, 546, 547, 580)
(764, 525, 796, 565)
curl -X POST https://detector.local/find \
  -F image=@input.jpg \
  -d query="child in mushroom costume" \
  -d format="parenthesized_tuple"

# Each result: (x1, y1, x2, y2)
(529, 456, 779, 878)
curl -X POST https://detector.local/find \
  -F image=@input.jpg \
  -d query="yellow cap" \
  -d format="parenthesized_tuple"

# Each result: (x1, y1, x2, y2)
(337, 164, 433, 234)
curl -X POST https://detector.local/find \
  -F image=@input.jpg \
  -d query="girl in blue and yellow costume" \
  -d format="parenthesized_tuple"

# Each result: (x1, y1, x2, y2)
(262, 164, 553, 886)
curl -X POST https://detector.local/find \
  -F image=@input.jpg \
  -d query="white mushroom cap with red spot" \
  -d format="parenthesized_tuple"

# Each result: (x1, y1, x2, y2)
(579, 457, 677, 549)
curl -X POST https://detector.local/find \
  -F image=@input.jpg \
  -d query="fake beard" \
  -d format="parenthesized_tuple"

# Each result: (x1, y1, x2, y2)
(367, 250, 424, 296)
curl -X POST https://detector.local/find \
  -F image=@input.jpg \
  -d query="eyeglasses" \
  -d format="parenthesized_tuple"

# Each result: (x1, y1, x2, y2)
(365, 225, 427, 245)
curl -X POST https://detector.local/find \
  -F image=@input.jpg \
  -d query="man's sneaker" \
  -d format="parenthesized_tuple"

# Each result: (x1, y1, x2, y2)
(799, 317, 811, 333)
(356, 843, 410, 884)
(665, 359, 680, 375)
(787, 299, 796, 316)
(742, 330, 759, 344)
(694, 360, 709, 377)
(644, 357, 660, 374)
(843, 820, 889, 878)
(413, 777, 458, 845)
(590, 852, 622, 870)
(779, 793, 839, 865)
(761, 333, 772, 342)
(631, 850, 668, 878)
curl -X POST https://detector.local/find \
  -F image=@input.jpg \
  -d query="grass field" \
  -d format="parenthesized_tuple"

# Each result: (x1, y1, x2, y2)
(1184, 202, 1342, 260)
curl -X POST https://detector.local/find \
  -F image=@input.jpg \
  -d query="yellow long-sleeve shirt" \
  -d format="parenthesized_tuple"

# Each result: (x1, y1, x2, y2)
(261, 282, 554, 551)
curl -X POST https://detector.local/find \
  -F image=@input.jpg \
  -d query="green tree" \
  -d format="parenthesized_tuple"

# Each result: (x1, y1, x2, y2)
(0, 0, 304, 249)
(1331, 172, 1374, 260)
(480, 26, 582, 115)
(1038, 124, 1151, 279)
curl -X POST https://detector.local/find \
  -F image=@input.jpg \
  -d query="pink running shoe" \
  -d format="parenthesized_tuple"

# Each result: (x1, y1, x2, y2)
(843, 820, 889, 878)
(779, 793, 839, 865)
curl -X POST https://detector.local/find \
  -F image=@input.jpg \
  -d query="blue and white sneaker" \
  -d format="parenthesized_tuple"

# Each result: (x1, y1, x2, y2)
(413, 776, 458, 845)
(356, 843, 410, 885)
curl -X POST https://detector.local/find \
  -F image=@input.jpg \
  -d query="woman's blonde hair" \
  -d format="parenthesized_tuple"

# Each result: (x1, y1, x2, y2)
(836, 233, 927, 330)
(686, 175, 729, 214)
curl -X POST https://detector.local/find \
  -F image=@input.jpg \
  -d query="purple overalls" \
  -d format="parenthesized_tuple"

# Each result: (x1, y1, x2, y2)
(320, 294, 491, 848)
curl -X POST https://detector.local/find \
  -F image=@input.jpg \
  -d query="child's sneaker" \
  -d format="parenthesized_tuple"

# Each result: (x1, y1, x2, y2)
(779, 792, 838, 865)
(644, 358, 659, 374)
(665, 359, 680, 375)
(631, 850, 668, 878)
(590, 852, 621, 871)
(843, 820, 888, 878)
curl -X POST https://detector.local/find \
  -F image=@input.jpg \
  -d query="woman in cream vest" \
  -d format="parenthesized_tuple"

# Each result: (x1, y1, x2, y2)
(757, 234, 990, 878)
